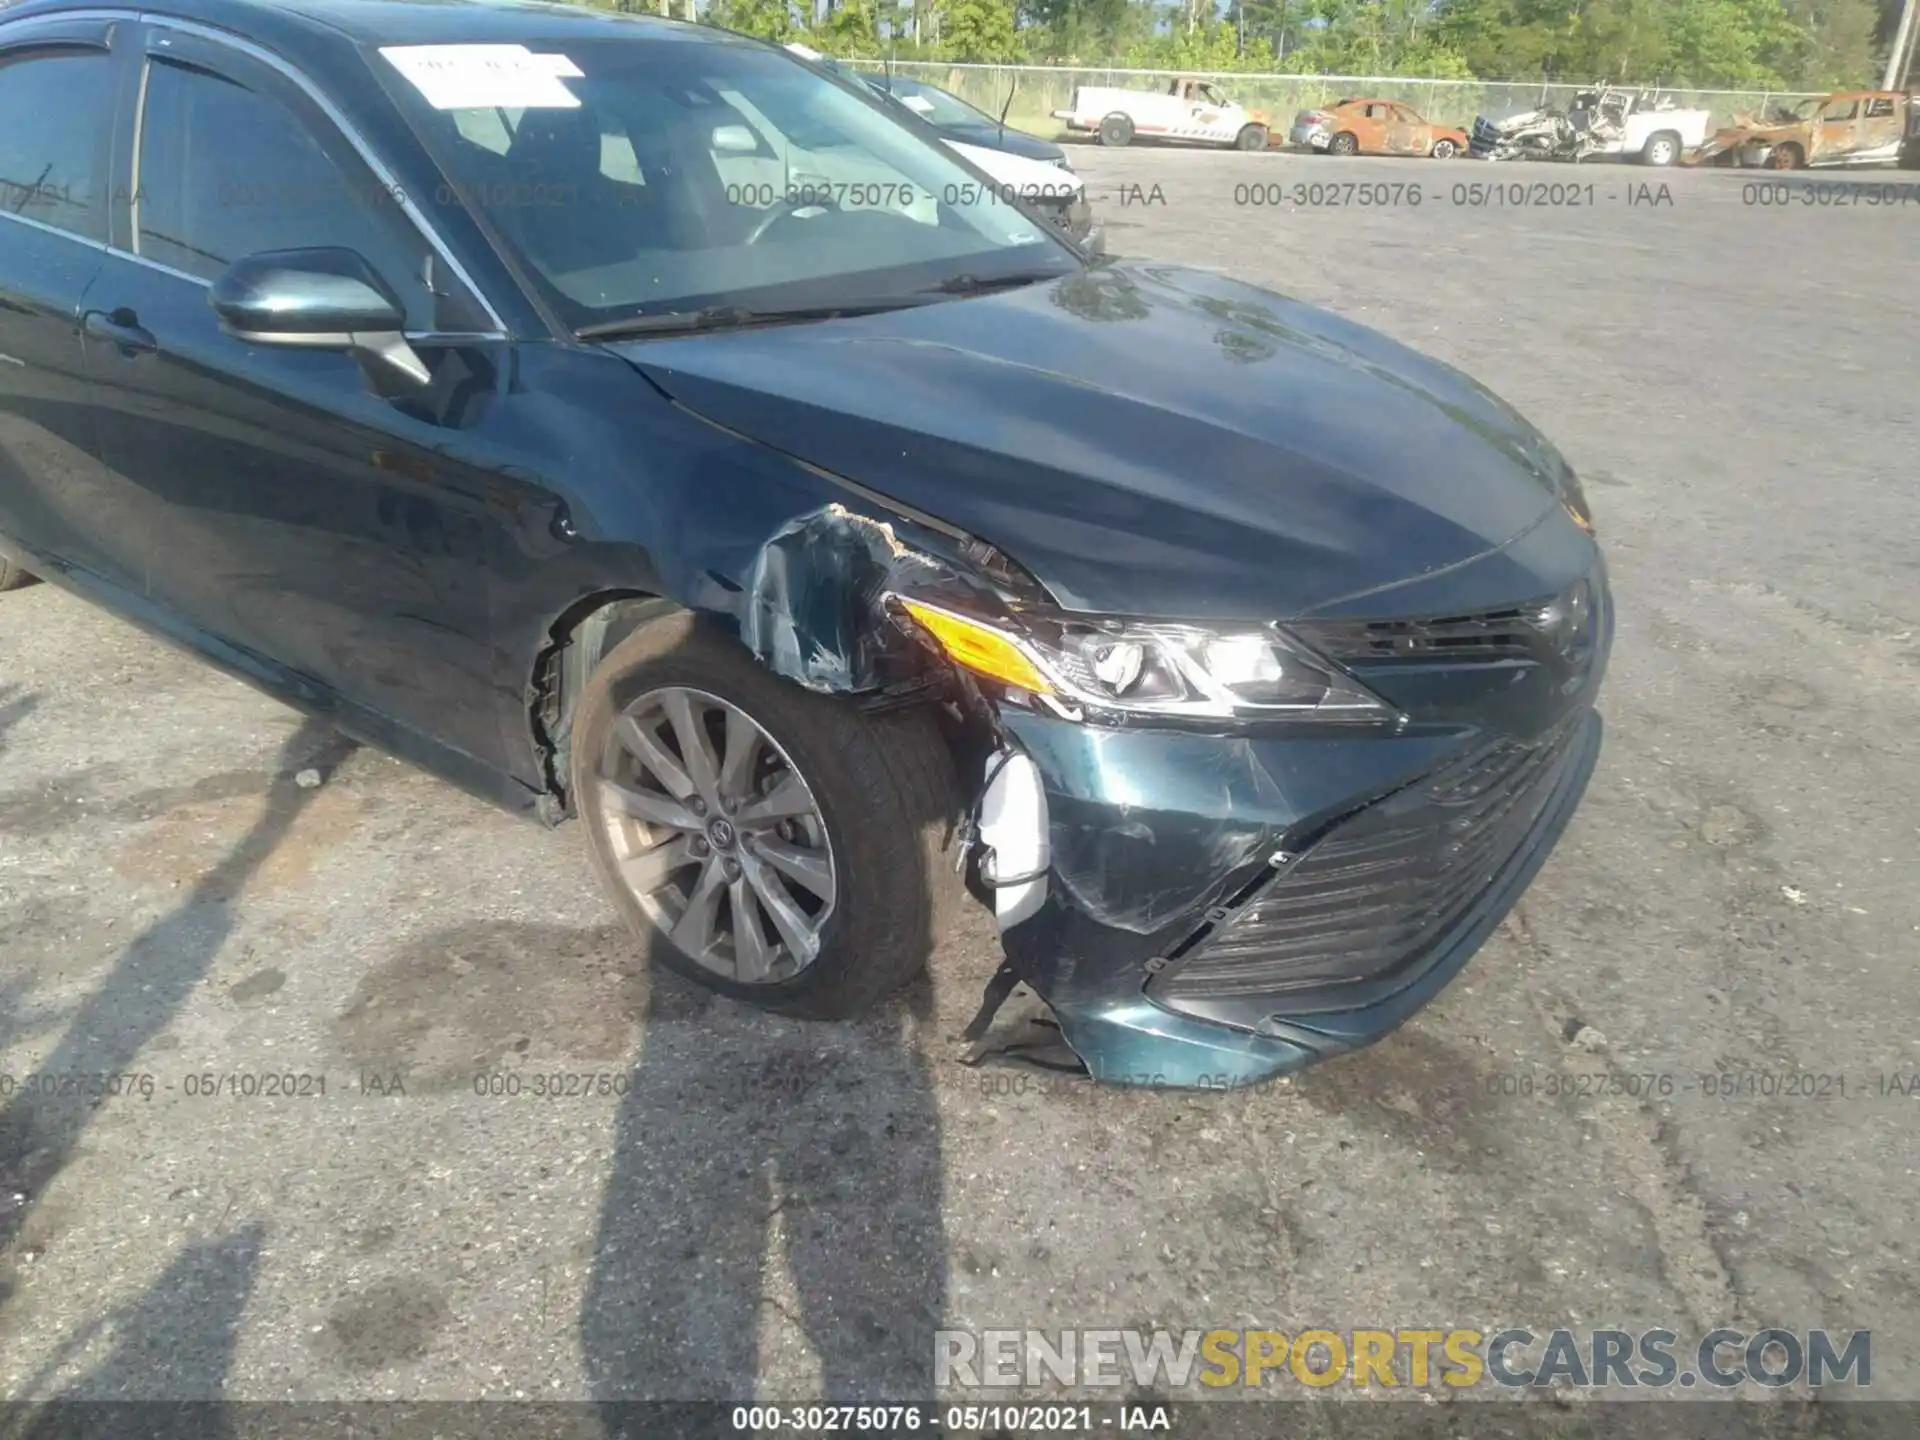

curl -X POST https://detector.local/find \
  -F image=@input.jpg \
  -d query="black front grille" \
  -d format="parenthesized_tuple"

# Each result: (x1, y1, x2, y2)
(1151, 707, 1586, 1004)
(1301, 570, 1602, 679)
(1303, 600, 1557, 663)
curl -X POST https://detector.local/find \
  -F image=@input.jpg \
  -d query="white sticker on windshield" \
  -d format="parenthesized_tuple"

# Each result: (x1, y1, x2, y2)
(381, 45, 584, 110)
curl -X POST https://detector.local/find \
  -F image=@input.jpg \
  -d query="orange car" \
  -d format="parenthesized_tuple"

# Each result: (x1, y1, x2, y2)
(1287, 98, 1468, 158)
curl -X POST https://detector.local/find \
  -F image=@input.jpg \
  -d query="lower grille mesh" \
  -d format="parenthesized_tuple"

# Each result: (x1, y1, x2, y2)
(1152, 709, 1586, 1002)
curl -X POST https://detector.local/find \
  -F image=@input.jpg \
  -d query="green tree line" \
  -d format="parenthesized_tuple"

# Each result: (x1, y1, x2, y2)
(670, 0, 1906, 90)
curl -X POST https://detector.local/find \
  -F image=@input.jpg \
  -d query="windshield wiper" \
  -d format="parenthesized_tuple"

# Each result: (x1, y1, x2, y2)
(922, 270, 1069, 297)
(577, 299, 923, 342)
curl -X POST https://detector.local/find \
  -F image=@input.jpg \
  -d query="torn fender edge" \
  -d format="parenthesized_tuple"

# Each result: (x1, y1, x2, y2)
(528, 496, 1043, 816)
(738, 502, 949, 695)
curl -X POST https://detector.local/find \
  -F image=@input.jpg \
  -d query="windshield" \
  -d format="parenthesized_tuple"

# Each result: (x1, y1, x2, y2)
(377, 35, 1078, 331)
(878, 78, 1003, 130)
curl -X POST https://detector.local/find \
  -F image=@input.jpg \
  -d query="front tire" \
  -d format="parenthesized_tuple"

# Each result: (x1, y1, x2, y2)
(1328, 131, 1359, 156)
(1098, 113, 1134, 148)
(571, 611, 965, 1020)
(1234, 124, 1268, 151)
(1765, 142, 1803, 170)
(1431, 138, 1458, 159)
(0, 553, 35, 592)
(1641, 130, 1681, 166)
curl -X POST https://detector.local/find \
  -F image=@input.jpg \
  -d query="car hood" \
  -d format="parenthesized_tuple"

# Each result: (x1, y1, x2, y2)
(941, 122, 1067, 162)
(611, 262, 1566, 620)
(944, 139, 1082, 198)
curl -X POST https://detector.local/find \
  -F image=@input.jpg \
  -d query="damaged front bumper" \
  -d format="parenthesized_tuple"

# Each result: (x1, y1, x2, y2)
(983, 706, 1601, 1087)
(968, 576, 1610, 1089)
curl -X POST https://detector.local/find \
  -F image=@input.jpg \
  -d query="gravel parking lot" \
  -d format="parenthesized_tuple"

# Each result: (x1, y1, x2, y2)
(1, 146, 1916, 1422)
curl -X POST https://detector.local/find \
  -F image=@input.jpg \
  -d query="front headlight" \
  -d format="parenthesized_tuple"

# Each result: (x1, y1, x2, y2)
(1558, 465, 1594, 533)
(897, 598, 1398, 725)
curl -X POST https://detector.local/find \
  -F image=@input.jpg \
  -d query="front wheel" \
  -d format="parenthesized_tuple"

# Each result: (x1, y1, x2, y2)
(1234, 124, 1268, 151)
(0, 553, 35, 592)
(571, 611, 965, 1020)
(1098, 113, 1134, 148)
(1765, 143, 1804, 170)
(1327, 131, 1359, 156)
(1431, 138, 1458, 159)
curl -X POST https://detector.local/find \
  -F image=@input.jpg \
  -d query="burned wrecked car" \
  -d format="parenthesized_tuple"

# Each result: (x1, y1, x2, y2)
(0, 0, 1610, 1087)
(1470, 86, 1708, 165)
(1691, 90, 1916, 169)
(1289, 97, 1468, 158)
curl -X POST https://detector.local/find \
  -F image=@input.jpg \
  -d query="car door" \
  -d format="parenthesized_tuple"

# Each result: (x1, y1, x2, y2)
(77, 22, 514, 763)
(1187, 83, 1224, 139)
(1389, 104, 1429, 155)
(1353, 103, 1390, 153)
(0, 18, 133, 591)
(1809, 97, 1862, 164)
(1857, 95, 1904, 164)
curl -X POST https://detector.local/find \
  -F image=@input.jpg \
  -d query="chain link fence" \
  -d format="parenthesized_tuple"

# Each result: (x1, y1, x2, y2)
(846, 62, 1823, 136)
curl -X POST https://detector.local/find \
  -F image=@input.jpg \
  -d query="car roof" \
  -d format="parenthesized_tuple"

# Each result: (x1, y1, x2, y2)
(0, 0, 733, 51)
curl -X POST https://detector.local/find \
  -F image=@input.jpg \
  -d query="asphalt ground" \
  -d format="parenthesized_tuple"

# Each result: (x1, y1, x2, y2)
(0, 145, 1916, 1428)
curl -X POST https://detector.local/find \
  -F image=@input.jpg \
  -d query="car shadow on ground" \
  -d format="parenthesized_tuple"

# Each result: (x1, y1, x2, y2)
(581, 967, 948, 1431)
(0, 718, 354, 1291)
(6, 1222, 267, 1438)
(0, 666, 954, 1413)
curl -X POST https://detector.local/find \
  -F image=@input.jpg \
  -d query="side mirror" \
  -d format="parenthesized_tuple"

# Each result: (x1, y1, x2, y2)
(209, 247, 430, 388)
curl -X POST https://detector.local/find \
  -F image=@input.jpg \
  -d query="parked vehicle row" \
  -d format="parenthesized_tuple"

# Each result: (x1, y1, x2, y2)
(1051, 74, 1920, 172)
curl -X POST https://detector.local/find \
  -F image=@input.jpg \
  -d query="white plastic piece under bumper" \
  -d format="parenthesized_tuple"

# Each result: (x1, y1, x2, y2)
(977, 748, 1049, 931)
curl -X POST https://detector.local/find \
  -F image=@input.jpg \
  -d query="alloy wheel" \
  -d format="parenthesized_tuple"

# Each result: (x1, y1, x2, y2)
(592, 685, 837, 984)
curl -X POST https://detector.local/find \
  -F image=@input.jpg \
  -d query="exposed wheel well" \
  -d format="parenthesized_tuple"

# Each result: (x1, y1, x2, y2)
(525, 585, 999, 824)
(528, 590, 682, 818)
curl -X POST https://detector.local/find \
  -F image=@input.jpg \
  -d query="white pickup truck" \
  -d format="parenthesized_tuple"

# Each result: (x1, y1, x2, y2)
(1470, 87, 1712, 165)
(1052, 77, 1271, 150)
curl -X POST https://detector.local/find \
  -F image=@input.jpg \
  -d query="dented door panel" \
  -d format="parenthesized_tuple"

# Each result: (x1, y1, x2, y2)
(1858, 95, 1907, 164)
(1812, 98, 1863, 163)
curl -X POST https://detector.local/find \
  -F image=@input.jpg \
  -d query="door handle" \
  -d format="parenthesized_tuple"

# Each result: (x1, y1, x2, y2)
(83, 307, 157, 357)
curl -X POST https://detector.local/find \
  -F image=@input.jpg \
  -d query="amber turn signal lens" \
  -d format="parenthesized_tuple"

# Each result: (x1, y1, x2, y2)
(898, 599, 1053, 694)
